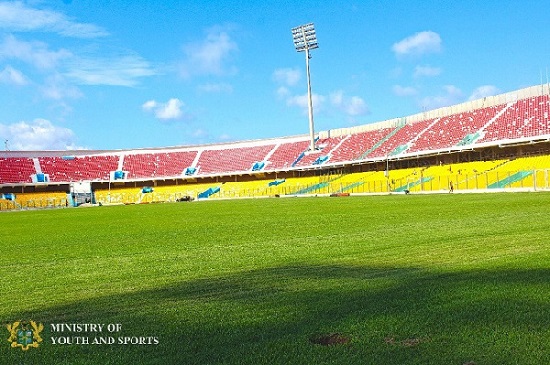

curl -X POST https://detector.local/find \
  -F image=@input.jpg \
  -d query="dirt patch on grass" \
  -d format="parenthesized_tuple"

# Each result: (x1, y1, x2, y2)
(309, 333, 351, 346)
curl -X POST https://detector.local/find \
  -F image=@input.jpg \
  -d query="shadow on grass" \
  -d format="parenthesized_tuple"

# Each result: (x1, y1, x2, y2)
(3, 265, 550, 365)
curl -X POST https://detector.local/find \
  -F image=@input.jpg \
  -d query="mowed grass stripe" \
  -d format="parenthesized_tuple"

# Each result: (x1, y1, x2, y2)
(1, 193, 549, 364)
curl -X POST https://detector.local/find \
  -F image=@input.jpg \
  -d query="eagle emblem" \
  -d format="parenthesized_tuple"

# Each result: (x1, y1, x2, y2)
(6, 320, 44, 351)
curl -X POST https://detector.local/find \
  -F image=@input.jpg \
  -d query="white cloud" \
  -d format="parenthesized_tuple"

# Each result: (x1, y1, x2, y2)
(346, 96, 369, 116)
(329, 90, 369, 116)
(469, 85, 500, 101)
(392, 31, 442, 56)
(330, 91, 343, 106)
(180, 26, 238, 78)
(40, 74, 82, 100)
(0, 119, 81, 150)
(0, 35, 72, 70)
(0, 35, 156, 88)
(157, 99, 183, 119)
(272, 68, 301, 86)
(420, 85, 463, 110)
(393, 85, 418, 97)
(197, 83, 233, 93)
(0, 1, 108, 38)
(142, 98, 184, 120)
(286, 93, 326, 114)
(0, 65, 28, 85)
(276, 86, 290, 98)
(279, 89, 369, 119)
(414, 65, 441, 78)
(64, 54, 157, 86)
(142, 100, 157, 110)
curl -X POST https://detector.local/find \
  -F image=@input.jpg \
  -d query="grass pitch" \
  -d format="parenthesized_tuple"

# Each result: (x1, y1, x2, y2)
(1, 193, 549, 364)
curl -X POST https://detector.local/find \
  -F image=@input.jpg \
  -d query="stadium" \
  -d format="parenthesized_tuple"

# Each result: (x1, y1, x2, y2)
(1, 84, 550, 209)
(2, 3, 550, 365)
(2, 83, 550, 364)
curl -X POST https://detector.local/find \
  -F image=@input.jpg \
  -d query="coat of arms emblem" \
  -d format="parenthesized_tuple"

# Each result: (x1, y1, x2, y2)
(6, 320, 44, 351)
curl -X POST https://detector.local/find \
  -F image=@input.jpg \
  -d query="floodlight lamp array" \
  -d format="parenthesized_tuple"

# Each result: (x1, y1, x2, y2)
(291, 23, 318, 52)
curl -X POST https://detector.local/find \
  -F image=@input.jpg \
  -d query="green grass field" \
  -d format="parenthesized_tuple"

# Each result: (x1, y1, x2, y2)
(1, 193, 549, 364)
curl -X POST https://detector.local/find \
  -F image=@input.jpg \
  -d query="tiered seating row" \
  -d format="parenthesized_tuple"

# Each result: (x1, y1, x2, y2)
(368, 118, 436, 158)
(197, 145, 275, 175)
(329, 127, 395, 163)
(478, 95, 550, 143)
(123, 151, 197, 179)
(95, 155, 547, 201)
(39, 156, 119, 182)
(264, 140, 311, 170)
(0, 157, 36, 184)
(408, 106, 503, 152)
(294, 137, 346, 167)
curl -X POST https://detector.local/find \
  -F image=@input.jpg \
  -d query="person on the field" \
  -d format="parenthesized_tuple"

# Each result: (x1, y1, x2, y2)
(449, 181, 454, 193)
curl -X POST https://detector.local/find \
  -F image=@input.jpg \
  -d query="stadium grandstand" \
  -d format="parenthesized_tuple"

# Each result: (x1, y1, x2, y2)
(1, 84, 550, 210)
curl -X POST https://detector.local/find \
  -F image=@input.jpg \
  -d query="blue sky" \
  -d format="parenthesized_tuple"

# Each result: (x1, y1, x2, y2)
(1, 0, 549, 151)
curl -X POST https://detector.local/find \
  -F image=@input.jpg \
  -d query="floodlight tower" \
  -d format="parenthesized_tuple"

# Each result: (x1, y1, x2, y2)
(292, 23, 319, 152)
